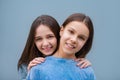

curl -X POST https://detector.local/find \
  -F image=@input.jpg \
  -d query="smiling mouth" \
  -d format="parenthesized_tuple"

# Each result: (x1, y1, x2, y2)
(42, 46, 52, 52)
(65, 42, 75, 49)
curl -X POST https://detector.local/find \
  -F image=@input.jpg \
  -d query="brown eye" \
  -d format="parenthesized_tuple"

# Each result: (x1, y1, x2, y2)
(35, 37, 42, 41)
(68, 30, 74, 34)
(47, 35, 55, 39)
(78, 36, 85, 41)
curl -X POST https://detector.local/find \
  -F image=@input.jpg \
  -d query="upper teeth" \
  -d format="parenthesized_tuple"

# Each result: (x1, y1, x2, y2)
(42, 45, 52, 49)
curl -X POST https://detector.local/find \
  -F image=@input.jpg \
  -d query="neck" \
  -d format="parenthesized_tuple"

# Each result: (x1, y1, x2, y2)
(53, 48, 76, 60)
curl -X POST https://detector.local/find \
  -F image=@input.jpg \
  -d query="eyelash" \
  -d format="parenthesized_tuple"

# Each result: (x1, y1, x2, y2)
(78, 36, 85, 41)
(68, 29, 87, 41)
(35, 36, 54, 41)
(35, 37, 42, 41)
(68, 30, 74, 34)
(47, 35, 54, 39)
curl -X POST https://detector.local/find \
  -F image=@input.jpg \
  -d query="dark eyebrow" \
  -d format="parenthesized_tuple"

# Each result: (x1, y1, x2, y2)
(69, 27, 75, 32)
(35, 33, 54, 38)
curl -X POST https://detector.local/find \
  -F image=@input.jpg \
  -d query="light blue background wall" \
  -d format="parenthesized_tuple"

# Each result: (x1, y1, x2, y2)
(0, 0, 120, 80)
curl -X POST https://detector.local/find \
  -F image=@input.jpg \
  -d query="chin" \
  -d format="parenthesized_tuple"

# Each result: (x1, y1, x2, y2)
(64, 50, 74, 55)
(45, 52, 53, 56)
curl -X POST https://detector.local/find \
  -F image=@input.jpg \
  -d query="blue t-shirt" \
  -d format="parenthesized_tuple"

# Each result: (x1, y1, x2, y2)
(18, 64, 27, 80)
(26, 56, 96, 80)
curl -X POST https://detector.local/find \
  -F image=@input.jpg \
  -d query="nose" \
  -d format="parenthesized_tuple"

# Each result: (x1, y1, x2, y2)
(42, 39, 49, 47)
(70, 36, 77, 44)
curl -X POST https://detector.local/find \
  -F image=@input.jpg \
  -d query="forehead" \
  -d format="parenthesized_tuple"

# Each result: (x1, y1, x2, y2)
(65, 21, 89, 36)
(35, 24, 54, 36)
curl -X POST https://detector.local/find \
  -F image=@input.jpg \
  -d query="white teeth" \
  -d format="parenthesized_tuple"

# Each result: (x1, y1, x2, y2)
(42, 45, 52, 50)
(42, 47, 51, 52)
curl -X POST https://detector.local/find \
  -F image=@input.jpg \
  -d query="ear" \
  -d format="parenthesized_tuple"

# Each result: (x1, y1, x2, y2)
(60, 26, 64, 37)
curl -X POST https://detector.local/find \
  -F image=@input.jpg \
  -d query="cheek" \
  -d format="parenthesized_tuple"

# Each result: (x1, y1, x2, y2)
(61, 32, 69, 40)
(51, 38, 57, 47)
(77, 41, 86, 49)
(35, 42, 42, 50)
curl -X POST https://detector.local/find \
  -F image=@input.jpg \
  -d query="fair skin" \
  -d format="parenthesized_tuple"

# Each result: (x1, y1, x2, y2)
(54, 21, 89, 59)
(34, 24, 57, 56)
(27, 25, 57, 71)
(27, 23, 91, 71)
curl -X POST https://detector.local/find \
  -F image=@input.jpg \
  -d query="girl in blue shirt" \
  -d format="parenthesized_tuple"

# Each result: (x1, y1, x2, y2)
(27, 13, 96, 80)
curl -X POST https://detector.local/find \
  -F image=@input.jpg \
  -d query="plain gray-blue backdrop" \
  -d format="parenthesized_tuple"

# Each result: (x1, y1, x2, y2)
(0, 0, 120, 80)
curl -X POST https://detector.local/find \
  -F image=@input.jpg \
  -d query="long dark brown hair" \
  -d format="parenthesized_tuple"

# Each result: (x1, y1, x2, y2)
(62, 13, 94, 58)
(18, 15, 60, 69)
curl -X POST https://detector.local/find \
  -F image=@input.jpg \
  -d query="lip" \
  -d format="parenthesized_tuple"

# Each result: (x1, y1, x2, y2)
(42, 46, 53, 52)
(42, 45, 53, 52)
(65, 42, 75, 50)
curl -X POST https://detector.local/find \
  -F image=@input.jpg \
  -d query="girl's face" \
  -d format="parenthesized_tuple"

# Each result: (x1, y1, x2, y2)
(60, 21, 89, 58)
(34, 24, 57, 56)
